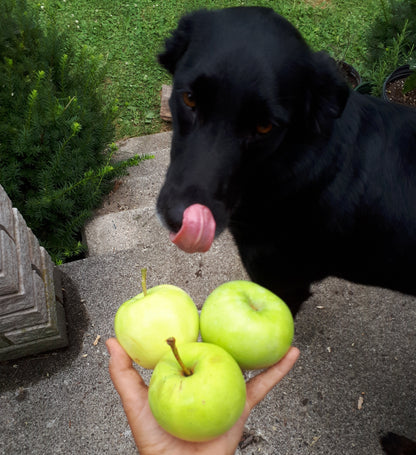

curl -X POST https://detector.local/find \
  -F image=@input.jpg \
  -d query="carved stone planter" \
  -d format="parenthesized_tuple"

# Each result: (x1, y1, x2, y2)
(0, 185, 68, 360)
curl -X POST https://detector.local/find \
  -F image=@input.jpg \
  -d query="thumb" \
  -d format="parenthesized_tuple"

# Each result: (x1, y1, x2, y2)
(106, 338, 149, 411)
(245, 346, 300, 411)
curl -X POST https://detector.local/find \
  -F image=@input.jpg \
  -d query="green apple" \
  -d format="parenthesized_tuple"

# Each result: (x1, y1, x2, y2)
(148, 338, 246, 442)
(114, 269, 199, 369)
(200, 280, 294, 370)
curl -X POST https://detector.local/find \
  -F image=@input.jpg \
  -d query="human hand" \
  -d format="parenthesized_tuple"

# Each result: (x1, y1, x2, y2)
(106, 337, 300, 455)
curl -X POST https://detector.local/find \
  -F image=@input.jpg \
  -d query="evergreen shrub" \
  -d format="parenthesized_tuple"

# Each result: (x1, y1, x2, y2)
(0, 0, 148, 263)
(366, 0, 416, 72)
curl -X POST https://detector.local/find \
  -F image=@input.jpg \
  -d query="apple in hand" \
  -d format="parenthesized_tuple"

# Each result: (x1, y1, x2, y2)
(200, 280, 294, 370)
(114, 269, 199, 369)
(148, 338, 246, 442)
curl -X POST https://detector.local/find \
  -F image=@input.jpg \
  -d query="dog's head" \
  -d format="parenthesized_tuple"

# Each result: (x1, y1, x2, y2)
(157, 7, 349, 253)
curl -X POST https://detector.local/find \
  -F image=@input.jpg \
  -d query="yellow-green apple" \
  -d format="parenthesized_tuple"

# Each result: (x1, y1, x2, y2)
(148, 338, 246, 442)
(200, 280, 294, 369)
(114, 269, 199, 369)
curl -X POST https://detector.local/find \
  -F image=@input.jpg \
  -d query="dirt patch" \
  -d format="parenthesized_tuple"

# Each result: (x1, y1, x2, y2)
(385, 78, 416, 108)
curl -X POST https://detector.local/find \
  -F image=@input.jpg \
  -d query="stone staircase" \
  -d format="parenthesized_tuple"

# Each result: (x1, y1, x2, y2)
(0, 131, 247, 361)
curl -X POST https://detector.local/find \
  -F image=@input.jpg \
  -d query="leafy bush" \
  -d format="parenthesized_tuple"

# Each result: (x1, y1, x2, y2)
(366, 0, 416, 65)
(404, 69, 416, 94)
(0, 0, 148, 263)
(366, 0, 416, 94)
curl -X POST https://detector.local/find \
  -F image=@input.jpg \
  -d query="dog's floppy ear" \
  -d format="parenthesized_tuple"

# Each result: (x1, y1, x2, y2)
(307, 52, 350, 135)
(158, 12, 198, 74)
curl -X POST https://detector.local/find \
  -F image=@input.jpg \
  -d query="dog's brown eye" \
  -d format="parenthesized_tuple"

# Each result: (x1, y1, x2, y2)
(183, 92, 196, 108)
(256, 123, 273, 135)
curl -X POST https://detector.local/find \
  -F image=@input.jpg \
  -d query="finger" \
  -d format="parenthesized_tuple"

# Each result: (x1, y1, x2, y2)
(245, 346, 300, 411)
(106, 338, 148, 408)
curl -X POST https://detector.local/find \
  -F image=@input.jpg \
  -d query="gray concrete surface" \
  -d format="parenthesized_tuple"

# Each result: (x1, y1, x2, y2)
(0, 132, 415, 454)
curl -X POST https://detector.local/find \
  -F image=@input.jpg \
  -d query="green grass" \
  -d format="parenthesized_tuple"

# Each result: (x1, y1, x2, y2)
(41, 0, 381, 140)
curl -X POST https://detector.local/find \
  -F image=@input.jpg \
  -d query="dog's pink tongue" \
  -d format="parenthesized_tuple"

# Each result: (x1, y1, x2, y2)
(170, 204, 216, 253)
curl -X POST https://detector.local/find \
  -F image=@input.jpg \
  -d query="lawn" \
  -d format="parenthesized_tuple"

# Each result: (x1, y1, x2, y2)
(42, 0, 381, 140)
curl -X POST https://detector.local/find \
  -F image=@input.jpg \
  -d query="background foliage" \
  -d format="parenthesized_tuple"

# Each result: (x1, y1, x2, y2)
(1, 0, 414, 262)
(0, 0, 147, 263)
(43, 0, 385, 139)
(365, 0, 416, 94)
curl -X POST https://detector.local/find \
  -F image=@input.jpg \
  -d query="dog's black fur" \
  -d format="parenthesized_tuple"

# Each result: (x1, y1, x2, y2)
(156, 8, 416, 452)
(157, 6, 416, 315)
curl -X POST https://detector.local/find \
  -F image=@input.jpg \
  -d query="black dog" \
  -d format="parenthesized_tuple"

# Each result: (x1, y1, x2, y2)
(156, 8, 416, 453)
(157, 6, 416, 316)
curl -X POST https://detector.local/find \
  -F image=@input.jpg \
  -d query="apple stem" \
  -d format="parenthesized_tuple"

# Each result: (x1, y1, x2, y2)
(141, 268, 147, 296)
(166, 337, 192, 376)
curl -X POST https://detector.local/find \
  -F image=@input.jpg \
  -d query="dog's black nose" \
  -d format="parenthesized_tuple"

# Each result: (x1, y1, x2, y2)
(158, 203, 184, 234)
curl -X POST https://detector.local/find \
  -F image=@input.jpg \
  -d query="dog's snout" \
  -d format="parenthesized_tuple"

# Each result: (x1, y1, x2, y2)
(156, 193, 185, 234)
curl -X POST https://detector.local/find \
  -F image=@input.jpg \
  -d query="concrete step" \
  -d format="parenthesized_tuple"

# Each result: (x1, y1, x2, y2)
(84, 132, 172, 256)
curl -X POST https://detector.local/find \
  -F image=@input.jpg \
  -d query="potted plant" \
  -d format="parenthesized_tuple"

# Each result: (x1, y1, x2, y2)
(383, 64, 416, 108)
(336, 60, 362, 90)
(366, 0, 416, 105)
